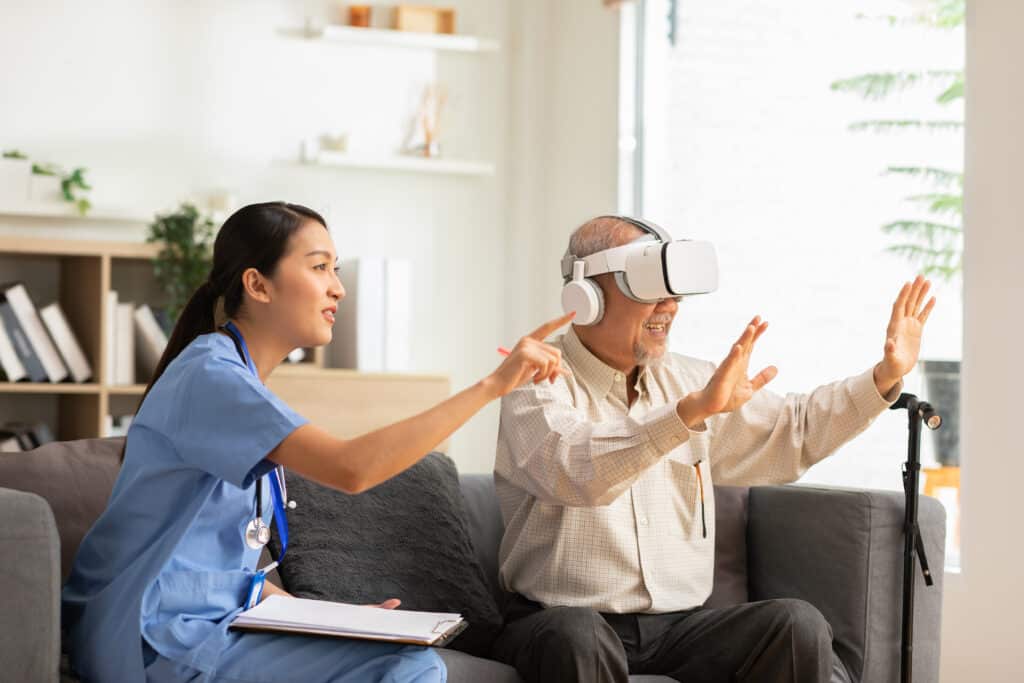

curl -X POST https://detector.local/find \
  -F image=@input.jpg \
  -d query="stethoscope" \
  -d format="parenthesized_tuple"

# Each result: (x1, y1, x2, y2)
(220, 321, 297, 556)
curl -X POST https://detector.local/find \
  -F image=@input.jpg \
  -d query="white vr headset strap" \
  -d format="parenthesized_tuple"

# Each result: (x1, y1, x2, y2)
(578, 242, 636, 278)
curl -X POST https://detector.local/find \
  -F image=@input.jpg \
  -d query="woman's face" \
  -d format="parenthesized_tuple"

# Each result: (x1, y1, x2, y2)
(264, 220, 345, 349)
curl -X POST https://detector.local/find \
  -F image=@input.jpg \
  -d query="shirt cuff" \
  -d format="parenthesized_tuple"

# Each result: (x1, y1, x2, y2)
(851, 366, 903, 421)
(644, 402, 701, 455)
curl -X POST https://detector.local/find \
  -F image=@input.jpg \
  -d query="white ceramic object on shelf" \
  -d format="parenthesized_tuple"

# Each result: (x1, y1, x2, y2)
(0, 158, 31, 203)
(28, 173, 63, 203)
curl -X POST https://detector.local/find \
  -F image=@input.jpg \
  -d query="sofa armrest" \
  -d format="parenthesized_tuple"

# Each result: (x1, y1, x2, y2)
(747, 484, 945, 683)
(0, 487, 61, 682)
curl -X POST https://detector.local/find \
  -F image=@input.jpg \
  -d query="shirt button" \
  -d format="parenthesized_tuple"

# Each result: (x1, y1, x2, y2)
(614, 373, 622, 381)
(638, 517, 649, 526)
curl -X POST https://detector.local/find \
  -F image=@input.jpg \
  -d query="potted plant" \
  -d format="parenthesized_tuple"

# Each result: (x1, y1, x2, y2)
(0, 150, 31, 203)
(147, 203, 216, 328)
(831, 0, 964, 466)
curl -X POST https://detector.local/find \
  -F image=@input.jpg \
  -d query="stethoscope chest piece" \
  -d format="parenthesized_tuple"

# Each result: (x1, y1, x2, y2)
(245, 518, 271, 550)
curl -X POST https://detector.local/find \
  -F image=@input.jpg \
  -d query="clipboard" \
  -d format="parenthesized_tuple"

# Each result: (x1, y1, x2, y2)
(229, 595, 469, 648)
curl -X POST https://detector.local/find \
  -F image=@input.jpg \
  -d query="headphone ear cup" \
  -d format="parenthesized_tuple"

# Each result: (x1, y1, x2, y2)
(561, 279, 604, 326)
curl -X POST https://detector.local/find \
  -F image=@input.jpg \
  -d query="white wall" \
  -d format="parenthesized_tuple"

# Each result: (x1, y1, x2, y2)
(0, 0, 511, 472)
(939, 1, 1024, 679)
(505, 0, 621, 339)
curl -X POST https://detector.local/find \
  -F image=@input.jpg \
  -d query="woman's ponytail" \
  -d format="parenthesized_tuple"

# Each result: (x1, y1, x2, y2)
(142, 280, 219, 400)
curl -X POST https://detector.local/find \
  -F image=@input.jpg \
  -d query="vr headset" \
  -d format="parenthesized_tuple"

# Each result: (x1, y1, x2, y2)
(560, 216, 718, 325)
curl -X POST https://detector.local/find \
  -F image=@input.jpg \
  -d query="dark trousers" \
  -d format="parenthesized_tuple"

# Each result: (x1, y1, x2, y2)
(492, 594, 844, 683)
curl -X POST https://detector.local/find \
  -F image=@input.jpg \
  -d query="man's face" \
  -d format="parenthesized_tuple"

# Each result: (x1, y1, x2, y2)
(588, 272, 681, 367)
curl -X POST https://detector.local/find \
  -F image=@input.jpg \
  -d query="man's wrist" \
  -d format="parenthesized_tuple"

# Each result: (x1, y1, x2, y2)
(873, 361, 902, 397)
(676, 393, 709, 430)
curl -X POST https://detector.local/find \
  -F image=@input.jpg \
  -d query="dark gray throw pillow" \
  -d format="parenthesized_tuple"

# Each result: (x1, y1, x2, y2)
(270, 452, 503, 657)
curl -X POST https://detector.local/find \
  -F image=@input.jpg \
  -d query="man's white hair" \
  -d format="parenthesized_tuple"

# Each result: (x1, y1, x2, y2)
(564, 217, 646, 283)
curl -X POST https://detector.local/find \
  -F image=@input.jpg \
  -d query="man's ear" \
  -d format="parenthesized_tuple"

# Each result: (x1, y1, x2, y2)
(241, 267, 272, 305)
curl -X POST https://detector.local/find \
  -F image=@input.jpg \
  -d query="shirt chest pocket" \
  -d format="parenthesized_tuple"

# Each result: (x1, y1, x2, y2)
(666, 451, 712, 541)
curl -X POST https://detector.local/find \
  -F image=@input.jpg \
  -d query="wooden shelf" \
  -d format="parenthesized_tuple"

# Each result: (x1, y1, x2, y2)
(106, 384, 147, 396)
(315, 25, 500, 53)
(0, 234, 160, 258)
(303, 152, 495, 177)
(0, 382, 100, 395)
(0, 235, 452, 443)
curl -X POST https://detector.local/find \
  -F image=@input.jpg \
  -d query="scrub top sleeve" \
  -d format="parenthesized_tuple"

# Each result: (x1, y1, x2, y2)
(170, 361, 308, 489)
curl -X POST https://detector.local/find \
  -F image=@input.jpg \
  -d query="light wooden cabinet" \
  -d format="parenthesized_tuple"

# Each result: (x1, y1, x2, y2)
(0, 235, 450, 442)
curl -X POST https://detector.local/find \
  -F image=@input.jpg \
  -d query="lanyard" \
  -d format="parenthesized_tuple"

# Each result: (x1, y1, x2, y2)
(222, 321, 290, 562)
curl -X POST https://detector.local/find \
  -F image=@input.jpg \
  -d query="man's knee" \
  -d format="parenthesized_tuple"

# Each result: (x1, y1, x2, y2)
(770, 599, 833, 651)
(536, 606, 619, 654)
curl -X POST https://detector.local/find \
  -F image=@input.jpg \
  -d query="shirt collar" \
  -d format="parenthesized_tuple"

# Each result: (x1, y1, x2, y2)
(562, 326, 651, 399)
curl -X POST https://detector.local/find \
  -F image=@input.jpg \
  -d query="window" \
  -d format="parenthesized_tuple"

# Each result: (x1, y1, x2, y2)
(625, 0, 964, 568)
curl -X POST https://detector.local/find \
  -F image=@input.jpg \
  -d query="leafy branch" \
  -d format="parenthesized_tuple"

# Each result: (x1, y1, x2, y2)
(147, 204, 216, 324)
(830, 0, 964, 281)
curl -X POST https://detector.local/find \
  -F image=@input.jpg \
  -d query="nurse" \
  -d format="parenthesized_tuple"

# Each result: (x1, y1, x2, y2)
(62, 202, 572, 683)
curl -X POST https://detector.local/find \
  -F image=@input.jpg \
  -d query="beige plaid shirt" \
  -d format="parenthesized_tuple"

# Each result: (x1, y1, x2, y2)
(494, 326, 899, 613)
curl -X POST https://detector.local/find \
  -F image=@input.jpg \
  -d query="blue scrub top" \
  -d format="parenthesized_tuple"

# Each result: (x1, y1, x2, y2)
(62, 332, 308, 682)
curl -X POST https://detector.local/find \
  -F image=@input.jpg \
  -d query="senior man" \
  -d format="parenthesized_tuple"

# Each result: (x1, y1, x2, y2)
(491, 215, 936, 683)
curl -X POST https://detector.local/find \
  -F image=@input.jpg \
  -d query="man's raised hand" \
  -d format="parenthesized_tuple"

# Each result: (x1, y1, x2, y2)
(677, 316, 777, 428)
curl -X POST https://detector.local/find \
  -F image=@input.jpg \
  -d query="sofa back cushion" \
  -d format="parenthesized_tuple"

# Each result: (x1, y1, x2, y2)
(0, 437, 123, 581)
(271, 453, 504, 658)
(458, 474, 751, 610)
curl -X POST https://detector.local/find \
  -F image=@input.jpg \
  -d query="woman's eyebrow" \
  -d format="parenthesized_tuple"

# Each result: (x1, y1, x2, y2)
(304, 249, 335, 259)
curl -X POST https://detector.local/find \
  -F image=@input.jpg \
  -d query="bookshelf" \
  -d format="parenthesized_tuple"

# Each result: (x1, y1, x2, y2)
(0, 235, 450, 443)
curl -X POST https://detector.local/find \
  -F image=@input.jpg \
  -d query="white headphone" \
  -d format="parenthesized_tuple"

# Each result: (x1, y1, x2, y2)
(560, 216, 673, 326)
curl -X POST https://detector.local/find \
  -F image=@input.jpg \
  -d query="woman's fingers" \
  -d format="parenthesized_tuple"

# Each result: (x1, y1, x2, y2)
(365, 598, 402, 610)
(528, 311, 576, 341)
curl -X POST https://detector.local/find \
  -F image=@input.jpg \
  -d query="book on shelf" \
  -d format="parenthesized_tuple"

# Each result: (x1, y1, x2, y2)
(39, 302, 92, 383)
(133, 304, 169, 378)
(105, 291, 117, 385)
(0, 315, 28, 382)
(0, 282, 68, 383)
(103, 414, 134, 438)
(115, 301, 135, 385)
(328, 257, 412, 372)
(0, 299, 48, 382)
(0, 421, 55, 451)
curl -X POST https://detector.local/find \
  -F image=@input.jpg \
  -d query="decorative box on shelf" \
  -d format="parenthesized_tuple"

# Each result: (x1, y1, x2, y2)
(393, 5, 456, 35)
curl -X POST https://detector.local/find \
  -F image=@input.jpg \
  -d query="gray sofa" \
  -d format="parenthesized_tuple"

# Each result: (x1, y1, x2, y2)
(0, 437, 945, 682)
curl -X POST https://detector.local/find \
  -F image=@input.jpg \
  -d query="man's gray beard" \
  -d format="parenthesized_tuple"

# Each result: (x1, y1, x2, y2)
(633, 341, 666, 366)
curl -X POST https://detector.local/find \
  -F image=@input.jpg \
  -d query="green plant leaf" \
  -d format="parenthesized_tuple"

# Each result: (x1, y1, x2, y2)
(905, 193, 963, 216)
(830, 70, 960, 100)
(886, 244, 961, 281)
(936, 75, 964, 104)
(2, 149, 27, 160)
(147, 203, 216, 324)
(848, 119, 963, 132)
(884, 166, 962, 187)
(31, 162, 60, 176)
(882, 220, 962, 238)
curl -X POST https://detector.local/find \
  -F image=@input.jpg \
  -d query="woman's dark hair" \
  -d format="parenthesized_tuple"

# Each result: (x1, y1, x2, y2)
(124, 202, 326, 459)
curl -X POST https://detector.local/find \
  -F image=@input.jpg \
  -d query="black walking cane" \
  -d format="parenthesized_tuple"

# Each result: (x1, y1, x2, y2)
(889, 393, 941, 683)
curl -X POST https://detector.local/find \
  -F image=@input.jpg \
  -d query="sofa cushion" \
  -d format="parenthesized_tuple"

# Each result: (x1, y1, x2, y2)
(270, 452, 504, 658)
(703, 485, 749, 608)
(0, 437, 123, 581)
